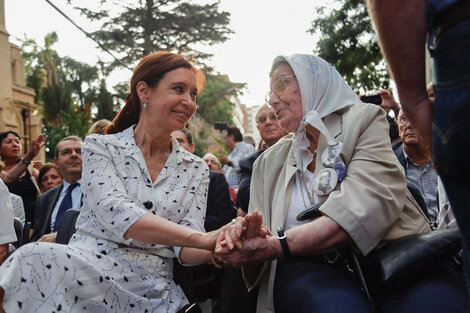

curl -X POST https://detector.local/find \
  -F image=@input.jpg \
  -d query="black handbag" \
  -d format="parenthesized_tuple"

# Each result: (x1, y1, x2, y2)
(364, 228, 462, 283)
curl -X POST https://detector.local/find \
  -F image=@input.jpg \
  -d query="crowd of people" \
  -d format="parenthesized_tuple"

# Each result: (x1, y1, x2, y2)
(0, 1, 469, 311)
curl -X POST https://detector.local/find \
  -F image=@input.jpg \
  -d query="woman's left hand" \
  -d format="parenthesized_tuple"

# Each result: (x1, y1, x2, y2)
(23, 134, 45, 161)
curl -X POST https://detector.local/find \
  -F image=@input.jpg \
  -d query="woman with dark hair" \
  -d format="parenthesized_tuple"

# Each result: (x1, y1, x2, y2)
(0, 131, 44, 223)
(37, 163, 62, 193)
(0, 51, 247, 313)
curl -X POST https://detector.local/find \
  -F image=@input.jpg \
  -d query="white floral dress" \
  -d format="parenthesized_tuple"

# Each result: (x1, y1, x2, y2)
(0, 125, 209, 313)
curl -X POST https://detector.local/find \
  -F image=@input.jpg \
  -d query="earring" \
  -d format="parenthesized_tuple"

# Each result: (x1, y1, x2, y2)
(143, 102, 147, 109)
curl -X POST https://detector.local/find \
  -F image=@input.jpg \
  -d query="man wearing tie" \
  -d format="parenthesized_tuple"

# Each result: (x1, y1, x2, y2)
(31, 136, 83, 243)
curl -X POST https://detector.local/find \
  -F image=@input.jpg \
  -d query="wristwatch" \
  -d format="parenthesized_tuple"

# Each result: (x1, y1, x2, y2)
(277, 226, 291, 261)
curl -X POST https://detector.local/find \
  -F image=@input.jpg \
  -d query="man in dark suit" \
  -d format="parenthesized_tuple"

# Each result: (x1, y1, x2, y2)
(31, 136, 83, 242)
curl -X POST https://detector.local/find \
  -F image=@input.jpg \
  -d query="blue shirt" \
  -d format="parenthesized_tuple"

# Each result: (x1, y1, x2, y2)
(403, 150, 438, 222)
(223, 142, 255, 189)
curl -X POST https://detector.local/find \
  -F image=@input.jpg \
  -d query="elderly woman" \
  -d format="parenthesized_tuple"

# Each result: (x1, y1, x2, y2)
(215, 55, 467, 313)
(0, 52, 241, 313)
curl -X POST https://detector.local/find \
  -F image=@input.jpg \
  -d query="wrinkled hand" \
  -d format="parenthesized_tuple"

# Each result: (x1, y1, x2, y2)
(38, 232, 57, 243)
(214, 236, 280, 267)
(218, 211, 269, 252)
(243, 211, 270, 240)
(214, 211, 271, 266)
(378, 90, 400, 112)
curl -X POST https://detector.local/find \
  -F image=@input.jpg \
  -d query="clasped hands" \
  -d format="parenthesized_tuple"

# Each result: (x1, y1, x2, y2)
(213, 211, 281, 267)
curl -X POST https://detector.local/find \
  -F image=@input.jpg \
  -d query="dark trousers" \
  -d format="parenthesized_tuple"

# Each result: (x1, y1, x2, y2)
(274, 258, 468, 313)
(431, 17, 470, 295)
(274, 258, 372, 313)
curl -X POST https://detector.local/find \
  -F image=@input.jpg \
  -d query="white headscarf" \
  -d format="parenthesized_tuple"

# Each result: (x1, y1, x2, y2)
(276, 54, 361, 173)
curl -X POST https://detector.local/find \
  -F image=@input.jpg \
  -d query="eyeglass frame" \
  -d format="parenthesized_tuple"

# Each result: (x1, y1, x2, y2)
(265, 75, 297, 104)
(397, 113, 409, 126)
(257, 112, 277, 124)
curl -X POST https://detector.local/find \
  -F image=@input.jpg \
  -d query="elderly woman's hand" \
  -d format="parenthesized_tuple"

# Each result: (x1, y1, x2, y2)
(244, 211, 270, 239)
(214, 235, 282, 267)
(215, 211, 269, 255)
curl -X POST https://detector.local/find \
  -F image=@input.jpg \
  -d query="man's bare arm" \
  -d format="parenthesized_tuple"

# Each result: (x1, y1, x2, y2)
(367, 0, 432, 156)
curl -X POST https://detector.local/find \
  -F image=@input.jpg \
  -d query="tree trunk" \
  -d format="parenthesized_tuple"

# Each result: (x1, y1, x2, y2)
(143, 0, 154, 56)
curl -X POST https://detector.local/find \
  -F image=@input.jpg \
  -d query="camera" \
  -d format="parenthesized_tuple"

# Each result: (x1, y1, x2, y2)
(213, 122, 229, 131)
(360, 94, 382, 105)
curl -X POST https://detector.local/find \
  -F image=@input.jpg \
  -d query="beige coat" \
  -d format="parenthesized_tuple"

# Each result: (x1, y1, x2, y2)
(245, 102, 430, 313)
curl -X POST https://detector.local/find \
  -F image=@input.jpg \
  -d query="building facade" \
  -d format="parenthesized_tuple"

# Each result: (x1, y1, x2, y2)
(0, 0, 43, 158)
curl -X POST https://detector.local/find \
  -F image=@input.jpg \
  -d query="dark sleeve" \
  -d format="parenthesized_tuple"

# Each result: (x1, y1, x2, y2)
(387, 115, 400, 142)
(237, 151, 262, 213)
(236, 169, 251, 213)
(205, 172, 236, 232)
(31, 194, 47, 242)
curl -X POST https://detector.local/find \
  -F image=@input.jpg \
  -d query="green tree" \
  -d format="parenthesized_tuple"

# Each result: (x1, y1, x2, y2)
(308, 0, 389, 92)
(196, 74, 245, 125)
(61, 56, 99, 111)
(94, 79, 117, 120)
(68, 0, 233, 69)
(21, 33, 105, 160)
(22, 32, 73, 123)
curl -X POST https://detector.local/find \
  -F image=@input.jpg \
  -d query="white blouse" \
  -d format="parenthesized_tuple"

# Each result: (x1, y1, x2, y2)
(73, 125, 210, 259)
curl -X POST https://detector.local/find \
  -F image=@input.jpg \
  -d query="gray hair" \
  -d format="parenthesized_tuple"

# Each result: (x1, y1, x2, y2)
(55, 136, 83, 158)
(255, 103, 270, 121)
(202, 153, 221, 168)
(269, 56, 289, 77)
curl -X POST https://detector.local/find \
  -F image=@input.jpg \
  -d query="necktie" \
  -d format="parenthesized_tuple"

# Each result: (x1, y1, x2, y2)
(53, 182, 79, 232)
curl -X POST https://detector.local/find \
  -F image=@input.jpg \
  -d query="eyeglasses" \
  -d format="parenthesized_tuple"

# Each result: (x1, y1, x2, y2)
(265, 75, 296, 103)
(398, 114, 409, 126)
(257, 112, 277, 124)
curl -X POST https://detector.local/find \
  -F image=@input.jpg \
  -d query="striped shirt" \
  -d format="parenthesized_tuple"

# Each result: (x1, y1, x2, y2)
(223, 142, 255, 189)
(403, 150, 439, 222)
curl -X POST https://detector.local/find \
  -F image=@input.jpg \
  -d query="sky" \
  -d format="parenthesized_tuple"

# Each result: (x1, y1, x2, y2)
(5, 0, 328, 107)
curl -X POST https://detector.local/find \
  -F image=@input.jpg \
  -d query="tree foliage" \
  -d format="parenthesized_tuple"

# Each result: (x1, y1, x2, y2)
(68, 0, 233, 69)
(308, 0, 389, 92)
(196, 74, 245, 125)
(21, 33, 120, 160)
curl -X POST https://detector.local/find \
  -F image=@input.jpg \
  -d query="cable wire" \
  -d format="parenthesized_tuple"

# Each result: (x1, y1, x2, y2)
(44, 0, 133, 71)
